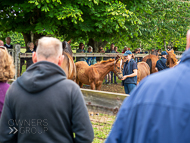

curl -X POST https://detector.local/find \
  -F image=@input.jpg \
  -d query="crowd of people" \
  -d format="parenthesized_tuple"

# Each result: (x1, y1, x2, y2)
(0, 34, 185, 142)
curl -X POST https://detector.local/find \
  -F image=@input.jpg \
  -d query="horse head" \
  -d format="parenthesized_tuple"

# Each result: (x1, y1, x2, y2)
(61, 40, 76, 81)
(151, 49, 159, 56)
(166, 49, 178, 68)
(62, 41, 73, 56)
(114, 55, 123, 80)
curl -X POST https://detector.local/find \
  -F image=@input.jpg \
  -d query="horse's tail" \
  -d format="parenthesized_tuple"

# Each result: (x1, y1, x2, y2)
(64, 52, 76, 81)
(72, 61, 76, 81)
(146, 59, 152, 74)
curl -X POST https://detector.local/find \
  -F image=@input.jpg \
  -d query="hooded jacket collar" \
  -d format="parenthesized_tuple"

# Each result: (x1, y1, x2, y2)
(17, 61, 66, 93)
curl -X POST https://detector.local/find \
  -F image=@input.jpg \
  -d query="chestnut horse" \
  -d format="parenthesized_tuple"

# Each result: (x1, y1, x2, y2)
(166, 49, 178, 68)
(61, 41, 76, 80)
(142, 50, 159, 73)
(137, 62, 150, 84)
(75, 57, 123, 90)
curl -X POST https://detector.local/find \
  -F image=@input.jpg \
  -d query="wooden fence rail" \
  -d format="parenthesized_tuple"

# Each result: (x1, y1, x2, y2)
(81, 89, 128, 115)
(8, 44, 183, 79)
(20, 52, 182, 58)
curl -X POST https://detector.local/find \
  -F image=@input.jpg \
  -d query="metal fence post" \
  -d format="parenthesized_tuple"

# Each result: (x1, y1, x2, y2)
(14, 44, 21, 79)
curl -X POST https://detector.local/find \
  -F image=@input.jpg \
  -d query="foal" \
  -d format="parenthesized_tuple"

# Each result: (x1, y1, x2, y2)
(75, 57, 123, 90)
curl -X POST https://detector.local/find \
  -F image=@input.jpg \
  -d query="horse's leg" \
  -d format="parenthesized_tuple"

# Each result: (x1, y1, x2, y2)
(91, 82, 95, 90)
(96, 84, 102, 90)
(95, 80, 102, 90)
(79, 82, 83, 88)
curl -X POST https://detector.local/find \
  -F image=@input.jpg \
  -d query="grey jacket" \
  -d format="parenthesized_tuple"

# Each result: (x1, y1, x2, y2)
(0, 61, 94, 143)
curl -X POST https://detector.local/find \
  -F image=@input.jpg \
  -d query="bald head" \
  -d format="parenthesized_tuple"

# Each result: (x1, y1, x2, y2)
(0, 40, 4, 46)
(36, 37, 62, 59)
(33, 37, 63, 66)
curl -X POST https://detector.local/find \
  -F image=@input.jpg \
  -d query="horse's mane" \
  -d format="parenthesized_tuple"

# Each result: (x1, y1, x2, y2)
(62, 41, 73, 56)
(151, 49, 159, 56)
(93, 59, 115, 66)
(167, 51, 178, 64)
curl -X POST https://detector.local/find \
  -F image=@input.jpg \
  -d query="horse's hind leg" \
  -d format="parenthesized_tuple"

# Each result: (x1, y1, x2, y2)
(96, 81, 102, 90)
(79, 82, 83, 88)
(91, 83, 95, 90)
(96, 84, 102, 90)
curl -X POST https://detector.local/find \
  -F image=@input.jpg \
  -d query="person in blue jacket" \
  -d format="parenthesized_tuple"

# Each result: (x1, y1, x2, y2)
(121, 50, 138, 94)
(155, 51, 169, 71)
(105, 30, 190, 143)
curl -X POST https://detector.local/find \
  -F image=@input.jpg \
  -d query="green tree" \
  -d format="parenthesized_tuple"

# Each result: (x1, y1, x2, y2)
(0, 0, 139, 51)
(0, 31, 25, 47)
(124, 0, 190, 51)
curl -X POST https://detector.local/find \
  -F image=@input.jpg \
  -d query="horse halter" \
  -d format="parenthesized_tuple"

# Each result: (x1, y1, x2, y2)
(114, 59, 123, 76)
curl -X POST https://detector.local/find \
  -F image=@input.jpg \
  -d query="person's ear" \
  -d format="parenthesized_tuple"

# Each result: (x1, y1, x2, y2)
(186, 30, 190, 50)
(32, 52, 37, 63)
(58, 55, 64, 66)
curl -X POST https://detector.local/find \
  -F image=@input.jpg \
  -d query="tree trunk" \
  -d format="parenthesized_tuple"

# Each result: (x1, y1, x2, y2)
(164, 39, 166, 51)
(33, 33, 44, 44)
(88, 38, 108, 52)
(22, 32, 31, 50)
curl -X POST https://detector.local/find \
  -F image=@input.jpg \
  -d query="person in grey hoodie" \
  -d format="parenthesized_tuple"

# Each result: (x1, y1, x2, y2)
(0, 37, 94, 143)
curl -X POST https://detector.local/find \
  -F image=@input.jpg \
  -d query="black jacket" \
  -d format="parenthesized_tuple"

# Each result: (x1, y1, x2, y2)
(156, 57, 169, 71)
(0, 61, 94, 143)
(4, 44, 13, 49)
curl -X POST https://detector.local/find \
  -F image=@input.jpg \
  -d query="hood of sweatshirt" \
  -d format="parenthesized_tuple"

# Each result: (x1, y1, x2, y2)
(17, 61, 66, 93)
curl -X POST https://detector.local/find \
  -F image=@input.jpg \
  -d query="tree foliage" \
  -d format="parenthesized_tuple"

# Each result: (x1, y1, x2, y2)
(0, 0, 139, 50)
(123, 0, 190, 51)
(0, 0, 189, 51)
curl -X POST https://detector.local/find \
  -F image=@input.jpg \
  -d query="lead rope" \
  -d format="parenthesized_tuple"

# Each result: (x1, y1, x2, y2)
(120, 59, 122, 71)
(114, 60, 117, 74)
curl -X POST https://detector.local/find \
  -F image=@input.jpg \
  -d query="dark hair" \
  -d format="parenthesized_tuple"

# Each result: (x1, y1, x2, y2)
(79, 42, 84, 49)
(79, 42, 84, 46)
(98, 46, 103, 52)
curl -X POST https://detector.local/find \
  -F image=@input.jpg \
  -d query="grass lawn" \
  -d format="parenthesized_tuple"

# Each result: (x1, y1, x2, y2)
(21, 63, 26, 75)
(91, 113, 115, 143)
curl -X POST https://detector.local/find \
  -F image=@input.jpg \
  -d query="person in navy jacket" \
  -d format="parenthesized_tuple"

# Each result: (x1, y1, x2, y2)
(105, 30, 190, 143)
(121, 50, 137, 94)
(156, 51, 169, 71)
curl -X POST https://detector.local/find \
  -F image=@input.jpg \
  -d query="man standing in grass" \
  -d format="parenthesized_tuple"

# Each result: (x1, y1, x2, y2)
(0, 37, 94, 143)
